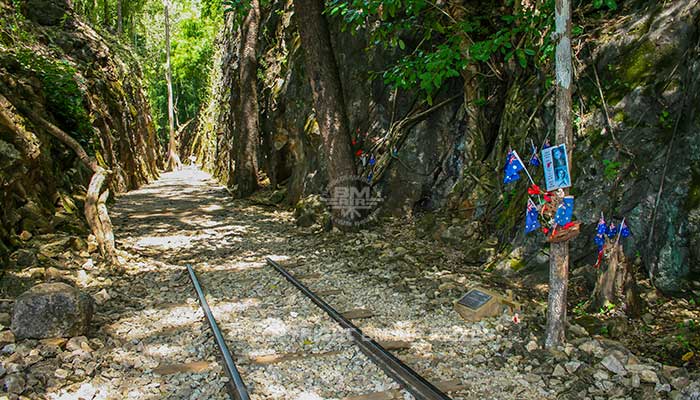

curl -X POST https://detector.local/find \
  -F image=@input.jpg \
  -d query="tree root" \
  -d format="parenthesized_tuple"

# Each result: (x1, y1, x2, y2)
(15, 103, 121, 271)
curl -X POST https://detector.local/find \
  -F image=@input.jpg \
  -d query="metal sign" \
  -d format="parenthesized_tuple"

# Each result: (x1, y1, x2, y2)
(458, 289, 492, 310)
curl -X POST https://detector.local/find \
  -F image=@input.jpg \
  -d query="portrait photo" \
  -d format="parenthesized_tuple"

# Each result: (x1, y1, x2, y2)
(542, 144, 571, 191)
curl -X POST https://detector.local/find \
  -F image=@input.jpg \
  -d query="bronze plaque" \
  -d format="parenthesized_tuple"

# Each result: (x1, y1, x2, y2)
(458, 289, 492, 310)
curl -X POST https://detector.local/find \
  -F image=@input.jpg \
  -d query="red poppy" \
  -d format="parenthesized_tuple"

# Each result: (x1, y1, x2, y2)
(542, 227, 549, 235)
(355, 149, 363, 157)
(528, 184, 542, 195)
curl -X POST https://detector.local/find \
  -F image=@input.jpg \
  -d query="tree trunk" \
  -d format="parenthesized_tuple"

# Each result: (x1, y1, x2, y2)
(117, 0, 123, 35)
(545, 0, 573, 349)
(226, 12, 242, 189)
(103, 0, 108, 28)
(232, 0, 261, 197)
(163, 0, 179, 171)
(91, 0, 98, 25)
(590, 244, 643, 317)
(293, 0, 356, 223)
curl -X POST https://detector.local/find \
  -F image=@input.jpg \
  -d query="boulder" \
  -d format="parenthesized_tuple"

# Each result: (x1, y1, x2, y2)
(11, 283, 94, 339)
(294, 195, 327, 228)
(601, 353, 627, 376)
(10, 249, 37, 268)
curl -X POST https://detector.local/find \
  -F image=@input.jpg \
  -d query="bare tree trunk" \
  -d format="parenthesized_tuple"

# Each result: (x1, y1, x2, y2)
(293, 0, 356, 223)
(545, 0, 573, 349)
(163, 0, 179, 171)
(91, 0, 97, 24)
(226, 12, 243, 189)
(117, 0, 123, 35)
(233, 0, 261, 197)
(590, 244, 643, 317)
(103, 0, 108, 28)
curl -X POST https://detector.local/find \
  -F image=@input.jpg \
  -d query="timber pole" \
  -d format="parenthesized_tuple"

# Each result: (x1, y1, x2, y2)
(545, 0, 573, 349)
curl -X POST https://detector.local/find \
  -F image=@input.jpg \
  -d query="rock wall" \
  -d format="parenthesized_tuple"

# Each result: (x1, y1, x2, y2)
(192, 0, 699, 293)
(0, 0, 159, 265)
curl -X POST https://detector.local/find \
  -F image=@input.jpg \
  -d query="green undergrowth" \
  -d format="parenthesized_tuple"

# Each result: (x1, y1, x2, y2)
(12, 49, 94, 153)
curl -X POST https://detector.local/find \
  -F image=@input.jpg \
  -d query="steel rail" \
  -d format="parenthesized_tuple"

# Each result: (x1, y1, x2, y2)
(186, 264, 250, 400)
(265, 257, 452, 400)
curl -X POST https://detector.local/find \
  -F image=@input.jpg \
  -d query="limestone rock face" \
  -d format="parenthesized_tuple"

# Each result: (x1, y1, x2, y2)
(11, 283, 94, 339)
(23, 0, 71, 25)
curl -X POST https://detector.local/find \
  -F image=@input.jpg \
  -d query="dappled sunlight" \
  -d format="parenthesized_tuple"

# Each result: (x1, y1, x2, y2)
(135, 234, 208, 249)
(209, 297, 262, 315)
(144, 343, 185, 358)
(48, 381, 111, 400)
(361, 320, 421, 342)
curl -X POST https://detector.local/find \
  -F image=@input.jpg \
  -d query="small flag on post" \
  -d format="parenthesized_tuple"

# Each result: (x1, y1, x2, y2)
(606, 222, 618, 239)
(554, 196, 574, 226)
(503, 150, 525, 184)
(620, 220, 631, 238)
(593, 214, 606, 269)
(529, 141, 540, 167)
(525, 199, 541, 234)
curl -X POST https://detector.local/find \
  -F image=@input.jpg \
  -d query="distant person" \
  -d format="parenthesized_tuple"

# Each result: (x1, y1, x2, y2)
(166, 150, 182, 171)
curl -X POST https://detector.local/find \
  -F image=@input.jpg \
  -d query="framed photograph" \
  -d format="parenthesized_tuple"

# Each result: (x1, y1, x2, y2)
(542, 144, 571, 191)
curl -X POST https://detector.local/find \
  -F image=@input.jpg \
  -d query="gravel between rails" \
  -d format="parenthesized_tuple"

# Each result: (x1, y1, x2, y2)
(197, 258, 402, 399)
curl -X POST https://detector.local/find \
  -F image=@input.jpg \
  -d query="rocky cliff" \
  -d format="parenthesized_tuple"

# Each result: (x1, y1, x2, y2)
(0, 0, 159, 266)
(190, 0, 699, 293)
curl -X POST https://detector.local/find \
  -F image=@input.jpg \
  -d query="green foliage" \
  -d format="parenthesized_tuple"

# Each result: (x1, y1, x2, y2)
(14, 50, 93, 151)
(0, 1, 35, 45)
(598, 302, 616, 315)
(592, 0, 617, 11)
(659, 110, 673, 129)
(327, 0, 555, 103)
(573, 301, 589, 317)
(602, 159, 620, 181)
(135, 0, 220, 142)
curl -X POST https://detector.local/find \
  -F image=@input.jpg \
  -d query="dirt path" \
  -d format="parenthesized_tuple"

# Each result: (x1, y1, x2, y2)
(26, 167, 689, 400)
(90, 167, 549, 399)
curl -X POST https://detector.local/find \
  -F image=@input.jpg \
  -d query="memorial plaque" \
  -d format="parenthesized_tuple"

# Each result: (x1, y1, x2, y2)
(457, 289, 492, 310)
(454, 286, 520, 322)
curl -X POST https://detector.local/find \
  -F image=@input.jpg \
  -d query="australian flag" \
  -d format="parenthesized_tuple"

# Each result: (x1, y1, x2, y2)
(594, 213, 607, 268)
(620, 219, 631, 238)
(554, 196, 574, 226)
(606, 222, 618, 239)
(525, 199, 541, 234)
(504, 150, 525, 184)
(594, 214, 607, 250)
(529, 143, 540, 167)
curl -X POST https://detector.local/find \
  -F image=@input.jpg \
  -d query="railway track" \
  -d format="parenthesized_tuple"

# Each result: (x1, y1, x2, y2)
(186, 259, 456, 400)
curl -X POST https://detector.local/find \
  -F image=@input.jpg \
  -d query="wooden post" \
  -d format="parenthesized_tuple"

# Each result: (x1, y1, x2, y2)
(164, 0, 178, 170)
(545, 0, 573, 349)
